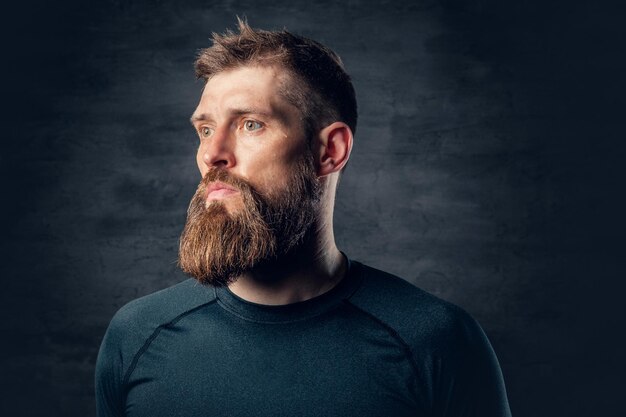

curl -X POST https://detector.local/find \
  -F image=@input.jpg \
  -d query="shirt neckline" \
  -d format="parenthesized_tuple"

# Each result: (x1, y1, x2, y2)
(213, 255, 362, 324)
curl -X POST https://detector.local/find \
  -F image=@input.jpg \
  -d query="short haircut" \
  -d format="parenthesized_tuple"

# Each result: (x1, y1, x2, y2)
(194, 18, 358, 141)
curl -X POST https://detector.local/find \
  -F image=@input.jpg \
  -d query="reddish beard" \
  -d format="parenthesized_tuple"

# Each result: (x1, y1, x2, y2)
(178, 153, 321, 287)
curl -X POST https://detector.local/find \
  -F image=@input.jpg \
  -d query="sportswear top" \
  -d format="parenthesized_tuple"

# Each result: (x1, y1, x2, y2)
(95, 258, 512, 417)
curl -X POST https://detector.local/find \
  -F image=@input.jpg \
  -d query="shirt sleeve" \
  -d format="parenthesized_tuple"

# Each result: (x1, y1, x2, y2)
(435, 310, 512, 417)
(95, 315, 126, 417)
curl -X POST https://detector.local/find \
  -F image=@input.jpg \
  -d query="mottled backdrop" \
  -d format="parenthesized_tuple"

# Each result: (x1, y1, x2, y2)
(1, 0, 624, 416)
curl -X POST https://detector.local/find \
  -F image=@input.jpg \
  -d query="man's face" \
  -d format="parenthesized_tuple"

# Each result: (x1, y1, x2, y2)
(191, 65, 310, 206)
(179, 65, 322, 286)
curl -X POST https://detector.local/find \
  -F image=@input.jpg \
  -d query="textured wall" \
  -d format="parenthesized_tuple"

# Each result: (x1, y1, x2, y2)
(1, 1, 624, 416)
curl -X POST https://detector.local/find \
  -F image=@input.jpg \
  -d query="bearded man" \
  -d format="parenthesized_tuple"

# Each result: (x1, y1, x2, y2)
(95, 20, 512, 417)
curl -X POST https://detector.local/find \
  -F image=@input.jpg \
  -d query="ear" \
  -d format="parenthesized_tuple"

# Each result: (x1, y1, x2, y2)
(316, 122, 353, 176)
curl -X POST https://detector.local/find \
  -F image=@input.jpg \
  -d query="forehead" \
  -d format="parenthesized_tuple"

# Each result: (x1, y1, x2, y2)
(197, 65, 293, 113)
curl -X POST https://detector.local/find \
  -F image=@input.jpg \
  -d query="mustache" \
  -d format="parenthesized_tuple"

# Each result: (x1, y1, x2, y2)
(196, 168, 272, 208)
(194, 168, 272, 219)
(199, 168, 252, 194)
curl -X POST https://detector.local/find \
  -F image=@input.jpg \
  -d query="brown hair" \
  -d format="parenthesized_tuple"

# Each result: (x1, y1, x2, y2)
(194, 17, 358, 140)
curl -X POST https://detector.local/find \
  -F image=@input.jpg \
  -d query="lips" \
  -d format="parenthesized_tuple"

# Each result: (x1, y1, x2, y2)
(206, 181, 240, 201)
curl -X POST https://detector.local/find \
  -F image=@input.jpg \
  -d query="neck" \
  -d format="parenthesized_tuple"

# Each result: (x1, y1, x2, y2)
(227, 226, 347, 306)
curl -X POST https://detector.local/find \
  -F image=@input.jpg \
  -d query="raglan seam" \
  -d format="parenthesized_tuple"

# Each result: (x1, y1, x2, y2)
(342, 299, 422, 384)
(121, 299, 218, 387)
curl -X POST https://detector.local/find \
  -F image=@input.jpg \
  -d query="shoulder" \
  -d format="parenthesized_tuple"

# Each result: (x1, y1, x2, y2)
(346, 262, 512, 415)
(346, 260, 485, 357)
(110, 278, 216, 330)
(96, 279, 216, 412)
(101, 279, 217, 373)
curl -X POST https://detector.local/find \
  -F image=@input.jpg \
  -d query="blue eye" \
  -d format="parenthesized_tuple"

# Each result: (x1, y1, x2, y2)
(243, 120, 263, 132)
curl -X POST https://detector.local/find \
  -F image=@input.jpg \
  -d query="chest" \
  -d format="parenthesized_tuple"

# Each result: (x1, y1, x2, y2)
(124, 314, 426, 417)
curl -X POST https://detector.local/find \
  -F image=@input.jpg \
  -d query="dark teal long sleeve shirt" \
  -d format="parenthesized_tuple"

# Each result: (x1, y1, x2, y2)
(95, 259, 511, 416)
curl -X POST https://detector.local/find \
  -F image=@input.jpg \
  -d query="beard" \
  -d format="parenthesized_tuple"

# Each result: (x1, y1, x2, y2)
(178, 152, 322, 287)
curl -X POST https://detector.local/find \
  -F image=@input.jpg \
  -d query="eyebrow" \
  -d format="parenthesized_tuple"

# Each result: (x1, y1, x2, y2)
(189, 107, 274, 125)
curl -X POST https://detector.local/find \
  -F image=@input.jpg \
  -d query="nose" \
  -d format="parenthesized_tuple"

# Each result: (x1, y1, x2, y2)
(198, 126, 236, 172)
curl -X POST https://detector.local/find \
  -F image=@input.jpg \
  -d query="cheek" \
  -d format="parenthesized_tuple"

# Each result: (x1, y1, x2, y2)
(254, 159, 304, 196)
(196, 150, 206, 175)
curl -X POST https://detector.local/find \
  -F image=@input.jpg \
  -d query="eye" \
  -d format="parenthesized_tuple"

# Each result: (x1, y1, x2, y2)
(200, 126, 213, 138)
(243, 120, 263, 132)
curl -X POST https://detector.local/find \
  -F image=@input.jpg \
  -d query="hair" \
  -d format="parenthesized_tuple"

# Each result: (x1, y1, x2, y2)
(194, 17, 358, 141)
(179, 151, 321, 286)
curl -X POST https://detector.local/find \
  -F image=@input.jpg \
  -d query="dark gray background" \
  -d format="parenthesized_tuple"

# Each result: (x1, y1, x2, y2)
(1, 0, 624, 416)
